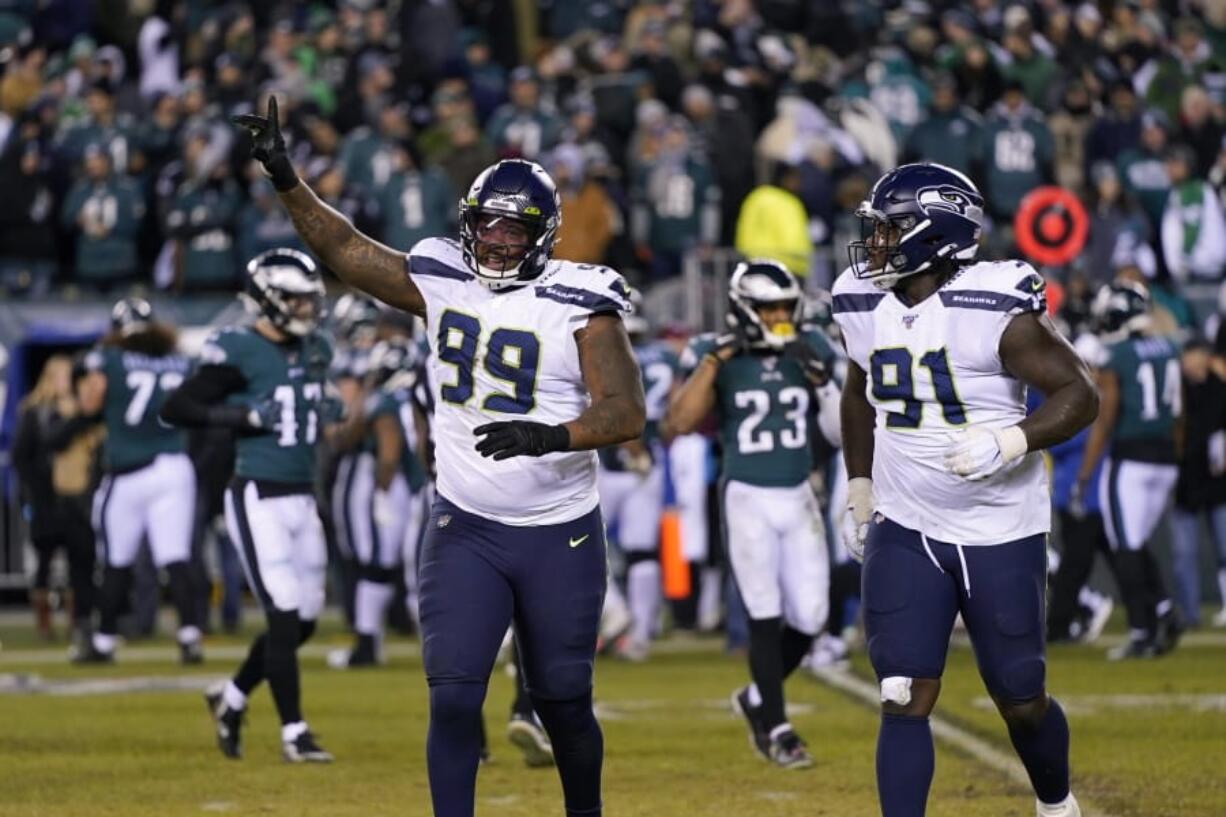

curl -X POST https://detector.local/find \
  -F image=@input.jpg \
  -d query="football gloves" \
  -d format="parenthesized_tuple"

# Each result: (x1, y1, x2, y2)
(842, 477, 874, 563)
(783, 340, 831, 386)
(245, 397, 284, 433)
(709, 322, 750, 362)
(474, 421, 569, 461)
(943, 425, 1028, 481)
(231, 96, 299, 192)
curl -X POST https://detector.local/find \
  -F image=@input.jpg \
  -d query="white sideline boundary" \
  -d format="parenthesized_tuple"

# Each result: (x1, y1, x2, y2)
(810, 667, 1118, 817)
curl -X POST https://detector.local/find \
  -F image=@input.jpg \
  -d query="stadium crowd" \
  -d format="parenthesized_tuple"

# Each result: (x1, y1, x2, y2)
(3, 0, 1226, 661)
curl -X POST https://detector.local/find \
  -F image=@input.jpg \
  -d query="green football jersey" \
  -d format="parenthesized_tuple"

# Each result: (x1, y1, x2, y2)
(1105, 334, 1181, 462)
(682, 329, 836, 487)
(200, 326, 334, 484)
(598, 341, 679, 471)
(85, 345, 190, 472)
(364, 387, 427, 492)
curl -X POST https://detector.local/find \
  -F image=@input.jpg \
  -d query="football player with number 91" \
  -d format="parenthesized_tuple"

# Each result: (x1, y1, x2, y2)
(162, 248, 339, 764)
(833, 163, 1098, 817)
(233, 97, 645, 817)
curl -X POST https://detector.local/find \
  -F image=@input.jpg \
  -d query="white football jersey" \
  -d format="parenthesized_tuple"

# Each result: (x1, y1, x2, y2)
(407, 237, 632, 525)
(831, 260, 1051, 546)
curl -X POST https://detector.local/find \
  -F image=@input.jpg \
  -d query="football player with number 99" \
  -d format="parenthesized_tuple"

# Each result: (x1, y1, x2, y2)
(232, 97, 645, 816)
(834, 163, 1098, 817)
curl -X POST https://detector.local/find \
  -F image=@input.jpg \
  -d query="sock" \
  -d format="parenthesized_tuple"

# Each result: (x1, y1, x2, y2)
(165, 561, 200, 633)
(92, 632, 117, 653)
(96, 566, 133, 638)
(222, 680, 247, 711)
(1217, 568, 1226, 610)
(1006, 698, 1071, 805)
(746, 683, 763, 707)
(354, 579, 393, 638)
(697, 567, 723, 630)
(1112, 551, 1156, 637)
(533, 693, 603, 817)
(780, 626, 814, 679)
(233, 633, 267, 696)
(281, 720, 308, 743)
(177, 625, 202, 645)
(747, 617, 786, 729)
(265, 610, 303, 726)
(877, 714, 934, 817)
(1141, 547, 1172, 614)
(427, 682, 488, 817)
(626, 559, 661, 645)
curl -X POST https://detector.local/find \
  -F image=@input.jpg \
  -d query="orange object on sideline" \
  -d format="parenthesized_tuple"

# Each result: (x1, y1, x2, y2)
(659, 510, 691, 600)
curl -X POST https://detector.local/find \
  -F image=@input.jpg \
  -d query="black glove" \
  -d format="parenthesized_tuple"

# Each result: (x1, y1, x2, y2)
(783, 340, 830, 386)
(205, 400, 279, 434)
(474, 421, 570, 461)
(231, 96, 299, 192)
(710, 322, 749, 362)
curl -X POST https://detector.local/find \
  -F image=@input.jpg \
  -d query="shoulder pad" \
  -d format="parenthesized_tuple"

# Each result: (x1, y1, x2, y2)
(408, 237, 470, 282)
(831, 266, 886, 315)
(535, 261, 632, 315)
(942, 261, 1046, 315)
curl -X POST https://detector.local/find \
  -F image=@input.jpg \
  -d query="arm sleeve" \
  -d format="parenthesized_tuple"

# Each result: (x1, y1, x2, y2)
(159, 364, 249, 428)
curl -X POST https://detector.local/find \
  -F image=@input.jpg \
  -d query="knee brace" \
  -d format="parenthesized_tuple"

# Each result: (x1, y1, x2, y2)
(881, 676, 913, 707)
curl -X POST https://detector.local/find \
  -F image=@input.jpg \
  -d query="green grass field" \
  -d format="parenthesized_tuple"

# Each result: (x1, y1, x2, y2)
(1, 616, 1224, 817)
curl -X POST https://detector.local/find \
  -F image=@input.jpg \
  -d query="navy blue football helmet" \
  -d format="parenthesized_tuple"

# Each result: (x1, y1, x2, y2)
(459, 159, 561, 290)
(1090, 280, 1150, 343)
(849, 163, 984, 288)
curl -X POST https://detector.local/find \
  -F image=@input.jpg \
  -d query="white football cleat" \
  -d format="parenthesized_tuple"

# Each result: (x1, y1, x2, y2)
(1036, 792, 1080, 817)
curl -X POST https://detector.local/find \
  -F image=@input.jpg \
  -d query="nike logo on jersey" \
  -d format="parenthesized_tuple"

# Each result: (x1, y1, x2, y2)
(569, 534, 590, 548)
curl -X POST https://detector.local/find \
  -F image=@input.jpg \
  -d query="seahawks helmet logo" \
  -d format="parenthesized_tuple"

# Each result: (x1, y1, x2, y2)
(916, 186, 980, 220)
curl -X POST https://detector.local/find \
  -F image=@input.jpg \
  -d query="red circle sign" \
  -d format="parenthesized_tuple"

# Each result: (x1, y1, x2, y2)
(1014, 186, 1089, 267)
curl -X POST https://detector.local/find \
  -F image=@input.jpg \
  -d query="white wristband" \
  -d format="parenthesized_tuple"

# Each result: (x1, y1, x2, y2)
(992, 425, 1029, 465)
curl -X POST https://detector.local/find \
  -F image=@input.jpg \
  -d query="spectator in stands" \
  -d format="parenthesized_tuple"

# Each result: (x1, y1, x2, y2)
(1169, 337, 1226, 629)
(681, 83, 754, 247)
(1176, 84, 1224, 177)
(903, 72, 982, 175)
(1049, 79, 1096, 195)
(161, 125, 241, 290)
(1085, 80, 1142, 180)
(236, 178, 304, 262)
(10, 355, 101, 647)
(1085, 161, 1150, 289)
(1, 42, 46, 117)
(60, 143, 144, 289)
(485, 66, 562, 160)
(980, 79, 1055, 225)
(0, 119, 57, 296)
(1144, 17, 1226, 123)
(630, 20, 684, 111)
(373, 139, 455, 252)
(434, 114, 497, 195)
(1162, 143, 1226, 283)
(734, 160, 812, 279)
(548, 144, 616, 266)
(631, 115, 720, 279)
(54, 79, 134, 176)
(1001, 9, 1059, 109)
(1118, 110, 1174, 230)
(459, 31, 507, 125)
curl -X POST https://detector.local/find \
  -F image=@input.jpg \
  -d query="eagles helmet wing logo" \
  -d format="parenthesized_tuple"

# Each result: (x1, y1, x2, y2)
(917, 185, 982, 221)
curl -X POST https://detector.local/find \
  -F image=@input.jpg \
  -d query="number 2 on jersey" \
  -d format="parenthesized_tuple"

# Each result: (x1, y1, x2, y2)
(870, 347, 967, 428)
(438, 309, 539, 414)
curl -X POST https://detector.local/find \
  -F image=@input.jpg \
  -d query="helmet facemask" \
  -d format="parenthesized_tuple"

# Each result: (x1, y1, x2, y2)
(461, 209, 551, 290)
(727, 261, 804, 351)
(246, 250, 326, 338)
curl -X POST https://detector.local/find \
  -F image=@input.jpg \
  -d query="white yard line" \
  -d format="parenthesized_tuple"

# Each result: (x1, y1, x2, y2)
(810, 667, 1119, 817)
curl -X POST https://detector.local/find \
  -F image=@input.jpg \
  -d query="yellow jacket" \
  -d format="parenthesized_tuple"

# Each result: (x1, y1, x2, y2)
(734, 185, 813, 277)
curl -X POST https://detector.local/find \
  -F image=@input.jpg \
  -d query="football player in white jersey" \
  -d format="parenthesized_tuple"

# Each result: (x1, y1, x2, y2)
(235, 98, 644, 817)
(832, 163, 1098, 817)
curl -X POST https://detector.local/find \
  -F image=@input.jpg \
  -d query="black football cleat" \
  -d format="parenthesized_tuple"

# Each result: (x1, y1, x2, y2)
(768, 726, 815, 770)
(204, 684, 244, 759)
(731, 686, 771, 761)
(70, 643, 115, 665)
(283, 730, 333, 763)
(507, 712, 554, 768)
(180, 640, 205, 665)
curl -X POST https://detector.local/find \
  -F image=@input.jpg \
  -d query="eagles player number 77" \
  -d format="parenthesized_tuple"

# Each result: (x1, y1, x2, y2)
(234, 96, 645, 817)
